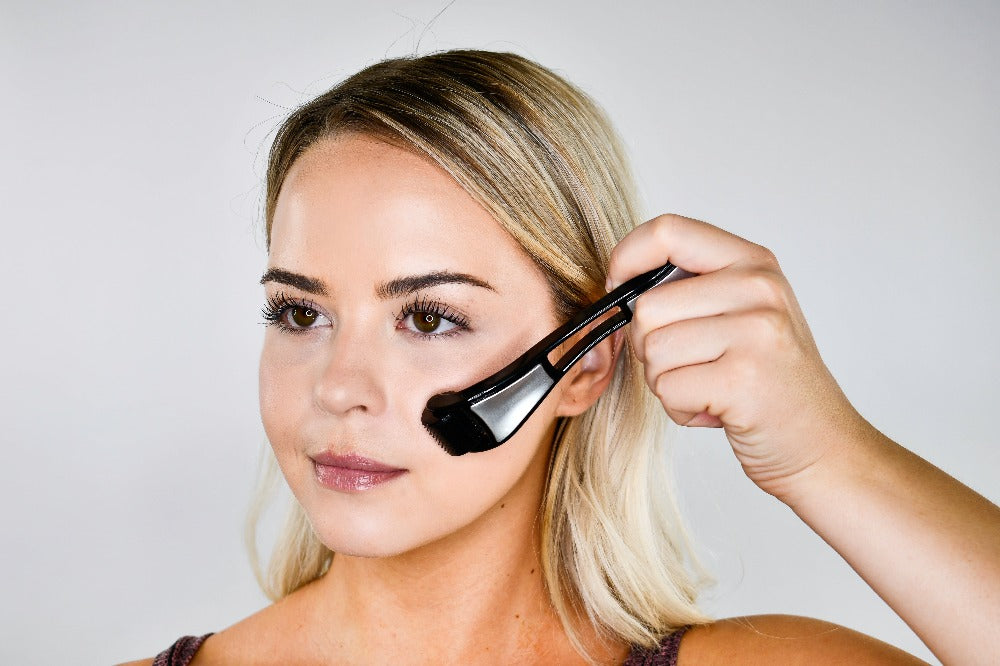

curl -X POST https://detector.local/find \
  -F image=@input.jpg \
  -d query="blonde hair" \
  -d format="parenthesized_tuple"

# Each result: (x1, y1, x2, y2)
(245, 49, 711, 656)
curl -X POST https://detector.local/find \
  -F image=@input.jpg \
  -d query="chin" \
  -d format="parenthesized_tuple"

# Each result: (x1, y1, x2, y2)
(303, 507, 435, 559)
(305, 495, 505, 560)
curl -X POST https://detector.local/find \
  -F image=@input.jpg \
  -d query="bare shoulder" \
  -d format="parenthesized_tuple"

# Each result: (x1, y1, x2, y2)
(679, 615, 930, 665)
(116, 588, 310, 666)
(187, 585, 317, 665)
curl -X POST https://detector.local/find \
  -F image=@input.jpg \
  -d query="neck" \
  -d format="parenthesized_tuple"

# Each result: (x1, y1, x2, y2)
(334, 502, 547, 647)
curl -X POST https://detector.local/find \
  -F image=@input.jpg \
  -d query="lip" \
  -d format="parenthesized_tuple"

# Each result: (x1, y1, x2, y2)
(309, 452, 407, 492)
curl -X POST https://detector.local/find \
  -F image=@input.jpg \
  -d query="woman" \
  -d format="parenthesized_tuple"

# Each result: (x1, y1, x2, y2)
(124, 49, 999, 665)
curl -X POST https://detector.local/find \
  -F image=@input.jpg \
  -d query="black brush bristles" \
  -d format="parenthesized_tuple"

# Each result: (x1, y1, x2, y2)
(421, 393, 499, 456)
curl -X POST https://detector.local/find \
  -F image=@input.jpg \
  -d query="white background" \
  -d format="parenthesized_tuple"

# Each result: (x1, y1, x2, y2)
(2, 2, 997, 664)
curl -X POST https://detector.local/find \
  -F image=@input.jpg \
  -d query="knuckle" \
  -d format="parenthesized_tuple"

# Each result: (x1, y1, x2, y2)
(653, 370, 671, 399)
(629, 328, 648, 365)
(651, 214, 681, 244)
(645, 363, 660, 390)
(640, 328, 668, 373)
(751, 243, 780, 268)
(745, 268, 787, 307)
(748, 307, 790, 343)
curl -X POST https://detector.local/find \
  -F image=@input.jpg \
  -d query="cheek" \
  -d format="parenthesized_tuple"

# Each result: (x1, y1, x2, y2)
(398, 399, 559, 537)
(258, 341, 309, 461)
(427, 435, 535, 499)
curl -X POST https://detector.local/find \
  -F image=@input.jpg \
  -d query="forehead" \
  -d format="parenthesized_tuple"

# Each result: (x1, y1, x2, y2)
(268, 133, 540, 291)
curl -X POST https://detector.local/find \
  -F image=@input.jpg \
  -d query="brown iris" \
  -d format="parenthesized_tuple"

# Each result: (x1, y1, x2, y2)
(413, 312, 441, 333)
(289, 307, 318, 328)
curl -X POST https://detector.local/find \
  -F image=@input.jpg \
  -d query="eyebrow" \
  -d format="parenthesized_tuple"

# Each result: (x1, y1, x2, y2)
(259, 267, 497, 299)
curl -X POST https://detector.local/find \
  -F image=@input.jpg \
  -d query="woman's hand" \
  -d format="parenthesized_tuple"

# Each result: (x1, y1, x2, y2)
(606, 213, 869, 501)
(608, 214, 1000, 665)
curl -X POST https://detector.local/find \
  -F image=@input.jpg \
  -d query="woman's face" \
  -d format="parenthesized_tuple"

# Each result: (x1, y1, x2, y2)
(259, 133, 575, 557)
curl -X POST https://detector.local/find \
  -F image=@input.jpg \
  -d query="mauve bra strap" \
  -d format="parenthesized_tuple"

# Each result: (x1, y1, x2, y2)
(151, 633, 214, 666)
(623, 626, 690, 666)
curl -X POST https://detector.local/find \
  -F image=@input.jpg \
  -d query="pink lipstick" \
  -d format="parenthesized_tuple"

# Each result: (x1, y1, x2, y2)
(310, 452, 407, 492)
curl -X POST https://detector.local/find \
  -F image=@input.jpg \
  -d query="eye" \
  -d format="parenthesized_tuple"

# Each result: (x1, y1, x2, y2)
(261, 292, 330, 333)
(397, 295, 470, 339)
(286, 306, 321, 328)
(406, 311, 459, 335)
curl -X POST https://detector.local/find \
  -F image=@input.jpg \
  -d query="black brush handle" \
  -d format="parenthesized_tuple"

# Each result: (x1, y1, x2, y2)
(455, 262, 686, 402)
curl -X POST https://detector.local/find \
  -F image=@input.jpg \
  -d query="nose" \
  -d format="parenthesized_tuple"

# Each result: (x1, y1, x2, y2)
(312, 323, 388, 419)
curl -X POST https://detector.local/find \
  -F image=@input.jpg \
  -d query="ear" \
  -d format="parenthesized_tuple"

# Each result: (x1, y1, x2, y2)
(554, 329, 625, 417)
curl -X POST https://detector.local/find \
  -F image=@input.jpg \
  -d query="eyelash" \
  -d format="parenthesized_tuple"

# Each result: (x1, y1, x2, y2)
(260, 290, 471, 340)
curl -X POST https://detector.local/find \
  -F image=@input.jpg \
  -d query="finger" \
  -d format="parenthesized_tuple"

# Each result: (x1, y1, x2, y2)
(642, 311, 787, 428)
(606, 214, 775, 290)
(639, 315, 729, 389)
(651, 357, 739, 429)
(638, 309, 776, 391)
(629, 265, 792, 362)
